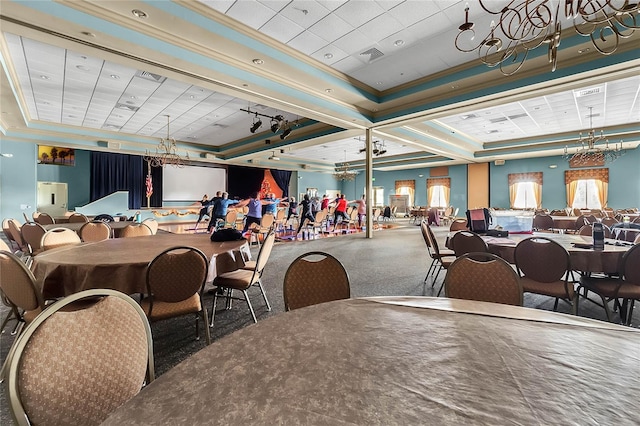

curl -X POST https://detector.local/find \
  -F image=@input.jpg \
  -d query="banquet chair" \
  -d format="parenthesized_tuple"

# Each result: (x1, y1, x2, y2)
(304, 209, 328, 235)
(514, 237, 577, 314)
(142, 218, 159, 235)
(274, 208, 287, 233)
(577, 243, 640, 326)
(79, 221, 111, 242)
(223, 209, 239, 229)
(68, 212, 89, 223)
(577, 225, 593, 236)
(283, 251, 350, 311)
(142, 246, 211, 345)
(210, 230, 274, 327)
(3, 219, 19, 251)
(249, 213, 274, 247)
(533, 214, 555, 232)
(20, 222, 46, 257)
(94, 213, 115, 222)
(7, 219, 29, 258)
(449, 218, 468, 231)
(441, 206, 454, 226)
(444, 252, 523, 306)
(33, 212, 55, 225)
(40, 227, 81, 251)
(0, 238, 11, 252)
(450, 231, 489, 257)
(6, 289, 155, 426)
(121, 223, 153, 238)
(422, 221, 455, 296)
(601, 217, 618, 228)
(0, 250, 47, 382)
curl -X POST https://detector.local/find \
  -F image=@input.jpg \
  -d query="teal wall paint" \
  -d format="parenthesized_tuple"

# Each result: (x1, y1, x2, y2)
(37, 150, 91, 210)
(296, 171, 339, 198)
(0, 140, 37, 221)
(489, 147, 640, 209)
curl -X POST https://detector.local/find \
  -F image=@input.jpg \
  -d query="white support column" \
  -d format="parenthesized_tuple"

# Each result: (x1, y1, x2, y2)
(365, 129, 373, 238)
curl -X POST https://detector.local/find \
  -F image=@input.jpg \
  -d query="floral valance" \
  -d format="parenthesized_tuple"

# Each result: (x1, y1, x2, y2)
(395, 180, 415, 190)
(508, 172, 542, 186)
(565, 168, 609, 184)
(426, 178, 451, 188)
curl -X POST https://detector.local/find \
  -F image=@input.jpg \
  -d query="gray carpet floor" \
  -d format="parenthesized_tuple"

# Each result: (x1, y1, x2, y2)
(1, 220, 635, 423)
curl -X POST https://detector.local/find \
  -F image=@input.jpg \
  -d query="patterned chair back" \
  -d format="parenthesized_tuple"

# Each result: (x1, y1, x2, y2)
(40, 228, 81, 251)
(79, 221, 111, 242)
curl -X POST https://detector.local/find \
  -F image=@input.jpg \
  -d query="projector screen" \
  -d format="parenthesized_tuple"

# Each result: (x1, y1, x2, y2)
(162, 165, 226, 203)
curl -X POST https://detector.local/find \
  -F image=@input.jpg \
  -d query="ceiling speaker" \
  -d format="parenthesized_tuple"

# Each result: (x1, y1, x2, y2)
(107, 141, 121, 150)
(494, 159, 505, 166)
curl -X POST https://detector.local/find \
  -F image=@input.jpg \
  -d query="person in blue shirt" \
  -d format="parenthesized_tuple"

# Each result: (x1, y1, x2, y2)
(207, 192, 239, 232)
(236, 192, 277, 233)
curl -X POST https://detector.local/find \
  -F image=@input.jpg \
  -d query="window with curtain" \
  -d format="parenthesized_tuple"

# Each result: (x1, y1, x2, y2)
(395, 180, 415, 207)
(427, 178, 450, 208)
(565, 168, 608, 209)
(508, 172, 542, 209)
(571, 179, 602, 209)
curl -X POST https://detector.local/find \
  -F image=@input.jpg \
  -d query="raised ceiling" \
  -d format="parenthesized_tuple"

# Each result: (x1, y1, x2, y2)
(1, 0, 639, 172)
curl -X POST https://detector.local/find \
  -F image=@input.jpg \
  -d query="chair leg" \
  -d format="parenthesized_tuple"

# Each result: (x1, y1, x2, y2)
(210, 293, 218, 327)
(626, 300, 636, 326)
(256, 280, 271, 311)
(570, 293, 578, 316)
(553, 298, 559, 311)
(243, 290, 258, 323)
(424, 259, 436, 283)
(431, 264, 443, 288)
(601, 295, 613, 322)
(201, 308, 211, 344)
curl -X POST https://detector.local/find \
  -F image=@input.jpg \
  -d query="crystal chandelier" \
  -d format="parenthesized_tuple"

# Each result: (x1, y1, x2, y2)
(563, 107, 625, 165)
(333, 150, 358, 181)
(143, 115, 189, 167)
(455, 1, 640, 75)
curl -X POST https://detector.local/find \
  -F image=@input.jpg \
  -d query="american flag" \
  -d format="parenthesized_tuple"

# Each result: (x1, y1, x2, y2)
(145, 174, 153, 198)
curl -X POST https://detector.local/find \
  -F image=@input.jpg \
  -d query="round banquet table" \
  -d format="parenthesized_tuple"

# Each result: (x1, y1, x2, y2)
(31, 234, 248, 299)
(42, 221, 135, 237)
(101, 297, 640, 425)
(482, 233, 630, 274)
(550, 215, 578, 231)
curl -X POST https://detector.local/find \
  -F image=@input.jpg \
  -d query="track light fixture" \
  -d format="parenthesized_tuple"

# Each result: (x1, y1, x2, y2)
(250, 113, 262, 133)
(280, 125, 292, 140)
(241, 108, 296, 139)
(357, 139, 388, 157)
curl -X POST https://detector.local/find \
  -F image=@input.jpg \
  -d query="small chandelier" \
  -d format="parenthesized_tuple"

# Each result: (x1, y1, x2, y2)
(333, 150, 358, 181)
(144, 115, 189, 167)
(563, 107, 625, 165)
(455, 1, 640, 76)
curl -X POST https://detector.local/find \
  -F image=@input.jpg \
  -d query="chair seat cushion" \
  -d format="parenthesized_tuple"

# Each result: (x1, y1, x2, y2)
(213, 268, 255, 290)
(439, 249, 455, 256)
(141, 293, 201, 321)
(580, 276, 640, 299)
(242, 260, 256, 270)
(521, 277, 575, 298)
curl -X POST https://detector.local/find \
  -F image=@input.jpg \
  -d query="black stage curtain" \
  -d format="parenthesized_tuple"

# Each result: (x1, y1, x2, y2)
(143, 161, 163, 207)
(228, 165, 265, 199)
(271, 169, 291, 197)
(90, 152, 143, 209)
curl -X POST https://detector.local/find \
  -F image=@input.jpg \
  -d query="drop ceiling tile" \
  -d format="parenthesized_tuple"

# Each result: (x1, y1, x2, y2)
(308, 13, 353, 42)
(260, 13, 305, 43)
(257, 0, 290, 12)
(280, 1, 331, 29)
(331, 55, 368, 74)
(332, 29, 373, 55)
(333, 0, 385, 27)
(287, 30, 330, 55)
(316, 0, 348, 12)
(358, 13, 404, 41)
(387, 0, 441, 26)
(225, 0, 275, 29)
(198, 0, 236, 14)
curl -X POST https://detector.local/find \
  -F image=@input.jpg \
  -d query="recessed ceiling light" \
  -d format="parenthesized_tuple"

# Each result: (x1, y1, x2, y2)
(189, 95, 195, 99)
(549, 164, 558, 169)
(394, 40, 404, 47)
(578, 47, 591, 54)
(451, 85, 459, 89)
(132, 9, 147, 19)
(76, 65, 91, 71)
(252, 59, 264, 65)
(242, 84, 248, 87)
(130, 95, 138, 99)
(110, 74, 120, 79)
(80, 31, 95, 37)
(40, 75, 50, 80)
(325, 88, 332, 93)
(324, 53, 333, 59)
(376, 81, 383, 85)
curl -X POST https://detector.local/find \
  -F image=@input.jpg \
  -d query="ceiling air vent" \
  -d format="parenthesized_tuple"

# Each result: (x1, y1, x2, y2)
(360, 47, 384, 62)
(136, 70, 167, 83)
(576, 86, 602, 97)
(508, 113, 528, 120)
(489, 117, 508, 123)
